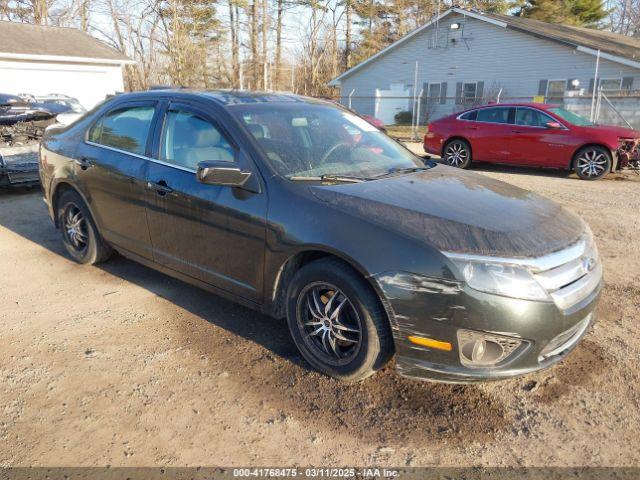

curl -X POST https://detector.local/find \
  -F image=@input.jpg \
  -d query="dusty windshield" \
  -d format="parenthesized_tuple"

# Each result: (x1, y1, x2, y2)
(231, 103, 425, 180)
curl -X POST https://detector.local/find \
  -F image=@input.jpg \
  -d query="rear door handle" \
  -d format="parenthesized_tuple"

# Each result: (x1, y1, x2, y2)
(466, 125, 479, 130)
(147, 180, 173, 196)
(74, 157, 93, 170)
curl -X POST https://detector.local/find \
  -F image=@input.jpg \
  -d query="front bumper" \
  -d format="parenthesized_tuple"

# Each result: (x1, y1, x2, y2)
(374, 271, 602, 383)
(0, 151, 40, 186)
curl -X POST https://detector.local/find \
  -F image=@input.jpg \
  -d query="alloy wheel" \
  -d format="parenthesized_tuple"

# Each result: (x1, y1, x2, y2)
(445, 142, 468, 167)
(63, 204, 88, 252)
(297, 282, 362, 364)
(576, 149, 608, 178)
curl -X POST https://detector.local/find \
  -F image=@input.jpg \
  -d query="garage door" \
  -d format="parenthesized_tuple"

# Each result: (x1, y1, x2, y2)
(0, 60, 123, 108)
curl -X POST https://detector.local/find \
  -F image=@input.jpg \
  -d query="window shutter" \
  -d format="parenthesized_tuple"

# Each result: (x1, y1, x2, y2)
(622, 77, 634, 90)
(455, 82, 463, 105)
(440, 82, 448, 104)
(538, 79, 548, 96)
(588, 78, 595, 93)
(476, 81, 484, 103)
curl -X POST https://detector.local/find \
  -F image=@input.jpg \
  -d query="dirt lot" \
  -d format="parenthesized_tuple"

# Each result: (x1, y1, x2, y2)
(1, 163, 639, 467)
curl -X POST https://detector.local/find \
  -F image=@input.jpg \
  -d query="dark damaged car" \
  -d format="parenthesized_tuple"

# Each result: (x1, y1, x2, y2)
(39, 90, 602, 383)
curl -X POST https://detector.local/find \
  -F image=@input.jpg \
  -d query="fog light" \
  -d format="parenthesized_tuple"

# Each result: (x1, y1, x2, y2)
(457, 329, 523, 367)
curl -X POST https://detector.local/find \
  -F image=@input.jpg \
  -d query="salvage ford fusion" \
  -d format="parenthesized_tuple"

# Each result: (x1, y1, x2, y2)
(39, 90, 602, 383)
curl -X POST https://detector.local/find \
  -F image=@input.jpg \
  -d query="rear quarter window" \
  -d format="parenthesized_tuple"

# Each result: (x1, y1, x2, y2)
(460, 110, 478, 121)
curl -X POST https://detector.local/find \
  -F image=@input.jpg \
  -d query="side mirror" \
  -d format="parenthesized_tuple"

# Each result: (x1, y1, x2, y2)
(545, 121, 564, 129)
(196, 161, 252, 188)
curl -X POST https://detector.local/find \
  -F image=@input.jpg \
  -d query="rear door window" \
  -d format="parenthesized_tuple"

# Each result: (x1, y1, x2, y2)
(88, 105, 155, 156)
(476, 107, 514, 124)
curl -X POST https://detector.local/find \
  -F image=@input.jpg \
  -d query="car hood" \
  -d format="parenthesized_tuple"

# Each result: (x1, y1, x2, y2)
(309, 165, 585, 258)
(586, 124, 640, 138)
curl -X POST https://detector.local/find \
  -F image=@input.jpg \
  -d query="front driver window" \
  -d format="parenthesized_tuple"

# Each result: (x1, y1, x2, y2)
(516, 108, 555, 127)
(161, 110, 235, 170)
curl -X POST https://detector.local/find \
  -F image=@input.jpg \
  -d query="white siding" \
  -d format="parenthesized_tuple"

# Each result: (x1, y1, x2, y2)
(0, 58, 125, 108)
(339, 12, 640, 121)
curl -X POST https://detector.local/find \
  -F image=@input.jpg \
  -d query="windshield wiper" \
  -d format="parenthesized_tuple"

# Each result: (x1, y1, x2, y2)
(372, 166, 430, 179)
(288, 174, 366, 183)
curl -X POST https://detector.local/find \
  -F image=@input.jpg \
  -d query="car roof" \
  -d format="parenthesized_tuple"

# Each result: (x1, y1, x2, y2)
(109, 89, 330, 107)
(463, 102, 561, 111)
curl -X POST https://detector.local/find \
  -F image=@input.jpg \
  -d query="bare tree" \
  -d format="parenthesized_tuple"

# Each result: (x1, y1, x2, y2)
(274, 0, 284, 88)
(610, 0, 640, 36)
(261, 0, 268, 88)
(228, 0, 240, 87)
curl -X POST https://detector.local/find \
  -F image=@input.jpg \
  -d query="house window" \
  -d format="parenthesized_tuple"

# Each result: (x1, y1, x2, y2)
(463, 82, 477, 104)
(546, 80, 567, 99)
(428, 83, 441, 102)
(599, 78, 622, 92)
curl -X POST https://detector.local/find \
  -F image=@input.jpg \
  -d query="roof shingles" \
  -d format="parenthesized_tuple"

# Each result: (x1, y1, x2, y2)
(0, 20, 131, 62)
(487, 12, 640, 62)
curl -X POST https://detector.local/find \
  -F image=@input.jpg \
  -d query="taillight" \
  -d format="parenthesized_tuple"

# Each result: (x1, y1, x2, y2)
(425, 124, 437, 139)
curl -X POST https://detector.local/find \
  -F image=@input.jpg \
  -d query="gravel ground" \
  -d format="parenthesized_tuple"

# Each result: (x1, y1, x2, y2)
(1, 159, 639, 467)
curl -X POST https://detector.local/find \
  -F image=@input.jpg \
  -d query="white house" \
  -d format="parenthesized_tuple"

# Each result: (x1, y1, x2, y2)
(330, 8, 640, 126)
(0, 21, 135, 108)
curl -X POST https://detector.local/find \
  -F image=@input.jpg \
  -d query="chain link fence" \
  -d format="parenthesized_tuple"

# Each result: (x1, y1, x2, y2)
(331, 92, 640, 141)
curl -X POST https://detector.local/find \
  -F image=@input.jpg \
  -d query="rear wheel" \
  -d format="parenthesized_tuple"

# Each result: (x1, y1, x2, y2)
(286, 258, 393, 382)
(443, 139, 472, 169)
(573, 146, 611, 180)
(56, 190, 112, 264)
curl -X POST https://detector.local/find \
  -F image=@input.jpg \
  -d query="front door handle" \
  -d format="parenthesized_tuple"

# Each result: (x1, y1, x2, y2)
(466, 125, 479, 130)
(147, 180, 173, 196)
(74, 157, 93, 170)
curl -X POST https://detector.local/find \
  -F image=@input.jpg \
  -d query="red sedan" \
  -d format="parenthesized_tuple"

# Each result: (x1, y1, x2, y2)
(424, 103, 640, 180)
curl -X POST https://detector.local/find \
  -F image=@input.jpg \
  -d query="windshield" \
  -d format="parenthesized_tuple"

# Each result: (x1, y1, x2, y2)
(231, 103, 424, 179)
(549, 107, 593, 126)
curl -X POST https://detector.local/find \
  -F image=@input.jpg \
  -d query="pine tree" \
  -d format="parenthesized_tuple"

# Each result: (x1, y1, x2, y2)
(519, 0, 610, 27)
(458, 0, 512, 14)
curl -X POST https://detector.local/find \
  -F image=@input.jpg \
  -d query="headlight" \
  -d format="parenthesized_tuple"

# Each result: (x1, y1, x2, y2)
(445, 256, 550, 302)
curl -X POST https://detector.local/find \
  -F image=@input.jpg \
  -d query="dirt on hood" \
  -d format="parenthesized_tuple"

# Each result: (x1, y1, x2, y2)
(310, 164, 585, 258)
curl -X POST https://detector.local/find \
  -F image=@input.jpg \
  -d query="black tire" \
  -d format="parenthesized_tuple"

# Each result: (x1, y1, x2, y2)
(286, 258, 393, 382)
(573, 146, 611, 180)
(443, 139, 472, 169)
(56, 190, 112, 264)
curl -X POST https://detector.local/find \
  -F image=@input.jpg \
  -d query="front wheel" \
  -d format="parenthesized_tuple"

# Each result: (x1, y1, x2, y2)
(286, 258, 393, 382)
(574, 146, 611, 180)
(443, 139, 472, 169)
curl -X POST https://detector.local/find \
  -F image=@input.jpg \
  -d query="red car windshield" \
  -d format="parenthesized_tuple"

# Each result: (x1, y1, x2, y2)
(548, 107, 593, 127)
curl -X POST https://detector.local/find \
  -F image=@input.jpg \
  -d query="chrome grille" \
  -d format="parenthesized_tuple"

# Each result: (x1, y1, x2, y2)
(531, 234, 602, 311)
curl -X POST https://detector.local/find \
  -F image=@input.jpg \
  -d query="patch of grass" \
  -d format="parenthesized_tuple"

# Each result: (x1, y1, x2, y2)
(385, 124, 425, 141)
